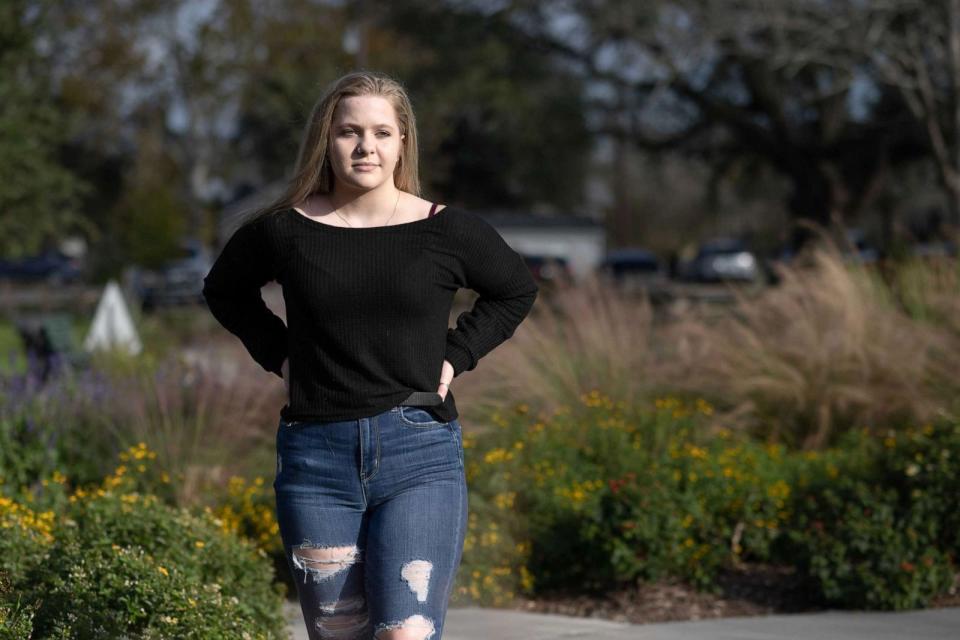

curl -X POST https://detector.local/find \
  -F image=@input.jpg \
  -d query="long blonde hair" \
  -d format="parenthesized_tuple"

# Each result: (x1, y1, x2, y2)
(235, 70, 422, 229)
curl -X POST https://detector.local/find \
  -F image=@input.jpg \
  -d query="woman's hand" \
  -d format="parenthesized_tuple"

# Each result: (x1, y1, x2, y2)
(281, 357, 290, 396)
(437, 360, 454, 400)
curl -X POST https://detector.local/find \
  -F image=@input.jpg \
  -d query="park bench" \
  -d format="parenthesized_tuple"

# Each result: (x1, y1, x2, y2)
(14, 312, 90, 382)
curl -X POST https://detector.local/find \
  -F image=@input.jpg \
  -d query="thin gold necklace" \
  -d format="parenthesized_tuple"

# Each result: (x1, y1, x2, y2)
(331, 190, 401, 228)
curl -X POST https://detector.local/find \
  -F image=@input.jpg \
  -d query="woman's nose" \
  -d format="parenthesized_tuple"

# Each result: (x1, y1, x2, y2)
(356, 133, 377, 154)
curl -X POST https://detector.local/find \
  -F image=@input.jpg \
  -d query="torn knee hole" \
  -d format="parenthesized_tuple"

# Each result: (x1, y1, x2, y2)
(374, 614, 435, 640)
(318, 593, 366, 615)
(315, 594, 369, 638)
(291, 541, 362, 584)
(400, 559, 432, 602)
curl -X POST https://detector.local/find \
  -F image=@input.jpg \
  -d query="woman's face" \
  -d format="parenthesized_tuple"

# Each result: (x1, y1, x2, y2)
(327, 95, 405, 194)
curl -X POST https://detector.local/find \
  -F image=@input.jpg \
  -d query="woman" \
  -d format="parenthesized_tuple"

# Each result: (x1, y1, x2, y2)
(201, 70, 538, 639)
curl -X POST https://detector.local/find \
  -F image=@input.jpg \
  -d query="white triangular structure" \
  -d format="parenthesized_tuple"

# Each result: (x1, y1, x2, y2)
(83, 279, 143, 355)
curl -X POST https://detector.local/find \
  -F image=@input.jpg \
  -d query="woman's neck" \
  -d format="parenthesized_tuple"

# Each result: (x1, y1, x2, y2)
(328, 184, 403, 222)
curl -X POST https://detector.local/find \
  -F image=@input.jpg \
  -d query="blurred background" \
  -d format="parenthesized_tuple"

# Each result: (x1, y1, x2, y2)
(2, 1, 960, 636)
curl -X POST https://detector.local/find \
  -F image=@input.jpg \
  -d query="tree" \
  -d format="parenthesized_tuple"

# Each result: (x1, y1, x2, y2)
(0, 0, 92, 258)
(866, 0, 960, 226)
(507, 0, 929, 249)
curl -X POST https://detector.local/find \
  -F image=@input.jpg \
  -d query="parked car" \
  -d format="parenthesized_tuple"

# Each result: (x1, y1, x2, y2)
(132, 239, 213, 310)
(521, 254, 573, 287)
(597, 247, 669, 293)
(0, 248, 84, 284)
(598, 248, 663, 279)
(679, 237, 762, 283)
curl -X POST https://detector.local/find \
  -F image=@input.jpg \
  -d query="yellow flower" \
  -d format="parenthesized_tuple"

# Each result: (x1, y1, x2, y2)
(483, 448, 513, 464)
(687, 445, 707, 460)
(494, 492, 516, 510)
(157, 566, 169, 577)
(767, 480, 790, 499)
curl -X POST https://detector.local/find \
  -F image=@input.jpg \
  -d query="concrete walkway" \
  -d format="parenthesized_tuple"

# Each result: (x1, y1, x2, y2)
(284, 601, 960, 639)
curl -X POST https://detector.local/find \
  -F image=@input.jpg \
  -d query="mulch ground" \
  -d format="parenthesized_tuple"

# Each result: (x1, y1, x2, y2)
(509, 562, 960, 624)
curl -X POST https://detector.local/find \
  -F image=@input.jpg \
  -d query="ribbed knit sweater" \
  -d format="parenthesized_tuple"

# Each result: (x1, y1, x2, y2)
(201, 205, 539, 424)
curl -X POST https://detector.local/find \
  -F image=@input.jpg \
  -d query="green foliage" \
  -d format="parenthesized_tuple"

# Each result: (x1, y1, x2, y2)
(782, 424, 960, 609)
(26, 492, 286, 638)
(462, 392, 958, 610)
(0, 570, 39, 640)
(0, 453, 287, 639)
(97, 181, 188, 277)
(0, 0, 93, 259)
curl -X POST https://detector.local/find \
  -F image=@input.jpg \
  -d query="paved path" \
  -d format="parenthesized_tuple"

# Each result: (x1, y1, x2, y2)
(284, 601, 960, 639)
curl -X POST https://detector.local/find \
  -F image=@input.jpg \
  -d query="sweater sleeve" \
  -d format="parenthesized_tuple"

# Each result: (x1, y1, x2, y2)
(201, 216, 288, 378)
(444, 212, 539, 377)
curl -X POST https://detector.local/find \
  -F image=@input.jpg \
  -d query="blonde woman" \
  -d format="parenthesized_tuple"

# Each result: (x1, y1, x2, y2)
(202, 70, 538, 639)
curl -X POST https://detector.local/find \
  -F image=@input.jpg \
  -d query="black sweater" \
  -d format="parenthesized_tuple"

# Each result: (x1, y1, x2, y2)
(201, 206, 538, 423)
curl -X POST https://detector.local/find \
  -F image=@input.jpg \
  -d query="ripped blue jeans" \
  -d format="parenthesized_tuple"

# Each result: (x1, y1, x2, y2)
(273, 404, 468, 639)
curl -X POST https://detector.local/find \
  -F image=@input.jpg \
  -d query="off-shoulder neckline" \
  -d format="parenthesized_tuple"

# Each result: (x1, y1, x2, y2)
(286, 204, 454, 232)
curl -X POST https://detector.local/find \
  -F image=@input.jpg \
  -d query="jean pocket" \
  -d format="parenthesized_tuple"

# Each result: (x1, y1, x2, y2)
(398, 406, 444, 428)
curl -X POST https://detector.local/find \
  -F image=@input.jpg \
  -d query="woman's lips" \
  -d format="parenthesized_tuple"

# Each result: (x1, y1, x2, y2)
(353, 164, 379, 171)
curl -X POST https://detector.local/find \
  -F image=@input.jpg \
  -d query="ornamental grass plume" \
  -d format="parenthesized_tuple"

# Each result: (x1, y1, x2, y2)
(661, 238, 960, 450)
(468, 270, 658, 425)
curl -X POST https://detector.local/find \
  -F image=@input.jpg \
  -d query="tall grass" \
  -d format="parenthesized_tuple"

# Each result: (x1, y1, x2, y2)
(470, 241, 960, 450)
(662, 243, 959, 448)
(463, 272, 660, 425)
(95, 342, 285, 505)
(1, 339, 285, 506)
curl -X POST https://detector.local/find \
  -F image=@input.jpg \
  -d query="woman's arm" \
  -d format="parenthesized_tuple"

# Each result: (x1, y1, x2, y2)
(202, 217, 288, 378)
(444, 212, 539, 378)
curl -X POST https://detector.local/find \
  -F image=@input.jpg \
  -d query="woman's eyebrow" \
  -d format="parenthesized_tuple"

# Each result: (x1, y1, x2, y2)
(337, 122, 396, 129)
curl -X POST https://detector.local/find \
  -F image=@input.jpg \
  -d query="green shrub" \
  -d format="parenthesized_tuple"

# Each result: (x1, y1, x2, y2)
(781, 423, 960, 609)
(461, 393, 747, 599)
(463, 392, 958, 610)
(0, 451, 287, 639)
(593, 435, 796, 592)
(0, 571, 38, 640)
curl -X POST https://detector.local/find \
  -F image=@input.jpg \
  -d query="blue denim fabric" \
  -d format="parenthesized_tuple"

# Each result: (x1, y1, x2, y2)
(273, 404, 468, 639)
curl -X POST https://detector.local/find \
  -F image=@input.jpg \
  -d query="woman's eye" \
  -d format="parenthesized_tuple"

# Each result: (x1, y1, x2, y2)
(339, 129, 390, 137)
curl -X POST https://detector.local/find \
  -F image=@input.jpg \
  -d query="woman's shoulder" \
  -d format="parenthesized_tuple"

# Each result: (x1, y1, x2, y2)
(223, 209, 297, 259)
(440, 206, 502, 240)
